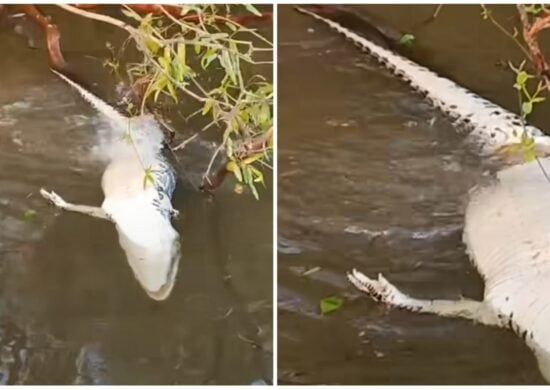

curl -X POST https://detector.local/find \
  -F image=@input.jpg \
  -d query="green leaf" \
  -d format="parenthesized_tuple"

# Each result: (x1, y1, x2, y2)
(522, 101, 533, 116)
(524, 147, 537, 162)
(174, 63, 184, 83)
(225, 21, 237, 32)
(243, 164, 252, 184)
(249, 165, 264, 185)
(519, 132, 537, 162)
(202, 99, 213, 116)
(126, 102, 134, 114)
(158, 57, 169, 72)
(201, 48, 218, 70)
(256, 83, 273, 96)
(242, 153, 264, 165)
(209, 33, 229, 39)
(152, 76, 168, 102)
(176, 43, 186, 66)
(525, 4, 545, 15)
(143, 167, 155, 189)
(259, 103, 271, 126)
(145, 38, 161, 55)
(162, 46, 172, 70)
(226, 138, 234, 158)
(248, 181, 259, 200)
(239, 108, 250, 124)
(398, 33, 415, 47)
(220, 50, 237, 84)
(243, 4, 262, 16)
(521, 131, 534, 145)
(516, 71, 530, 87)
(166, 80, 178, 102)
(140, 13, 153, 29)
(226, 160, 243, 182)
(22, 209, 37, 222)
(121, 7, 142, 22)
(320, 295, 344, 315)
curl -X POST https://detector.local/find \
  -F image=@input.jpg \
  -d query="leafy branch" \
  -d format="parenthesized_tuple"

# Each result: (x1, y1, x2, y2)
(430, 5, 550, 162)
(477, 5, 549, 162)
(56, 4, 273, 199)
(500, 60, 547, 162)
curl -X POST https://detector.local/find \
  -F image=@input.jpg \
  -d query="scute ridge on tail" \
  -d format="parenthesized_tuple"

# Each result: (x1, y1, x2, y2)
(296, 6, 550, 154)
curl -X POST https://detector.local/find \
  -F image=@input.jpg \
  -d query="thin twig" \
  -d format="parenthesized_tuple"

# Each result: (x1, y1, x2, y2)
(57, 4, 137, 35)
(481, 5, 531, 59)
(174, 120, 218, 150)
(71, 4, 272, 26)
(432, 4, 444, 19)
(203, 144, 224, 185)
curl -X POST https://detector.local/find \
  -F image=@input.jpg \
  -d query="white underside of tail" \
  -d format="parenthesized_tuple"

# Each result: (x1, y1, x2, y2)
(298, 7, 550, 154)
(51, 69, 128, 126)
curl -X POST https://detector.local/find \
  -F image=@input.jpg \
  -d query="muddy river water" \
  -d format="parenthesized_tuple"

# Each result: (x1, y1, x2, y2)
(0, 6, 272, 385)
(278, 5, 549, 384)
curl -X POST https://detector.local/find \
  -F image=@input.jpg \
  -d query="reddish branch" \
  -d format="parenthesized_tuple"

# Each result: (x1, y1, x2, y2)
(530, 12, 550, 35)
(15, 5, 67, 69)
(517, 5, 550, 89)
(235, 127, 273, 157)
(15, 4, 270, 69)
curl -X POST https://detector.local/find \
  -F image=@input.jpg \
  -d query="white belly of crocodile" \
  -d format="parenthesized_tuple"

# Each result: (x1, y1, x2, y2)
(101, 157, 151, 199)
(464, 157, 550, 346)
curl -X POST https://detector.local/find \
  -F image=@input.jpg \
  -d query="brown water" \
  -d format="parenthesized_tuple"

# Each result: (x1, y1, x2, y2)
(278, 4, 549, 384)
(0, 6, 272, 385)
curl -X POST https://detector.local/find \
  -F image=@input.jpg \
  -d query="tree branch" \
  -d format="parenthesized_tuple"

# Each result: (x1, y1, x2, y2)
(517, 5, 550, 90)
(57, 4, 137, 35)
(16, 5, 67, 69)
(69, 4, 272, 25)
